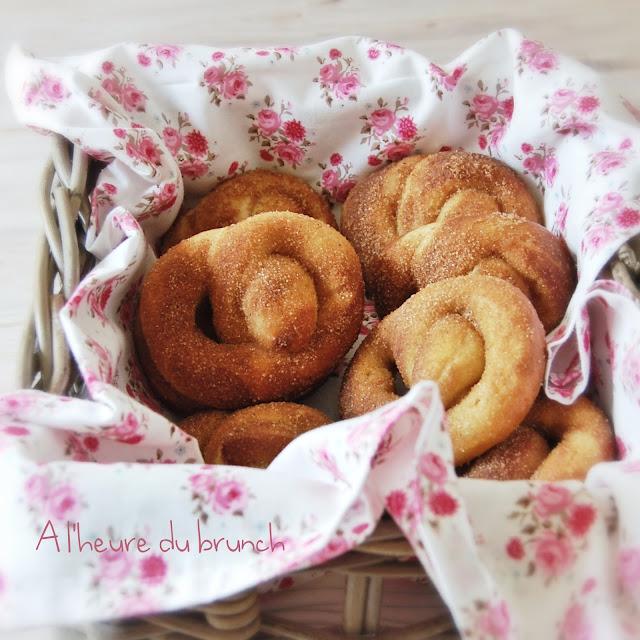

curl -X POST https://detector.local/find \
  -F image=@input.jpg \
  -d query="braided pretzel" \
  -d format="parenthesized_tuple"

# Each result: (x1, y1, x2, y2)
(136, 211, 364, 411)
(341, 151, 542, 315)
(180, 403, 330, 468)
(162, 169, 334, 252)
(340, 274, 546, 465)
(464, 396, 615, 481)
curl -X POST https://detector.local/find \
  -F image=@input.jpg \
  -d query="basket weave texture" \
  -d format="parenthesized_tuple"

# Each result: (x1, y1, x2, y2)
(20, 135, 640, 640)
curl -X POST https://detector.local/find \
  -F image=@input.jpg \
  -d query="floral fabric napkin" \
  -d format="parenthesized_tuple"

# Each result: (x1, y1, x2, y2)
(2, 29, 640, 638)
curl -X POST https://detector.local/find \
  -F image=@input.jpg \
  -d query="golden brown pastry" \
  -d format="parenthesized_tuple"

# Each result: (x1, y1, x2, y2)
(411, 211, 575, 331)
(180, 403, 330, 468)
(162, 168, 335, 252)
(341, 151, 542, 315)
(463, 396, 615, 481)
(340, 274, 546, 465)
(136, 211, 364, 412)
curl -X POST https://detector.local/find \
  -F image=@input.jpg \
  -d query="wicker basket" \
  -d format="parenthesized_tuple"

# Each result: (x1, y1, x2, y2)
(18, 134, 640, 640)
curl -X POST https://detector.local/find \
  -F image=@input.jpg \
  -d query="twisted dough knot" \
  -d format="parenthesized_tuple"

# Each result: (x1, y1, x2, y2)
(180, 403, 330, 468)
(136, 211, 364, 411)
(340, 274, 546, 465)
(162, 169, 335, 252)
(341, 151, 544, 315)
(465, 396, 615, 481)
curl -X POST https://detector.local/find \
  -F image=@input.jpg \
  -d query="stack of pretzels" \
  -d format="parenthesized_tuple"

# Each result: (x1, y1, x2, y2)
(133, 152, 615, 480)
(340, 151, 614, 480)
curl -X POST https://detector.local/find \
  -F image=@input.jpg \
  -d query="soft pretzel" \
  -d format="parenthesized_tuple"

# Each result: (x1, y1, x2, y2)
(411, 211, 575, 331)
(180, 403, 329, 468)
(341, 151, 542, 315)
(463, 397, 615, 481)
(162, 169, 335, 252)
(136, 211, 364, 411)
(463, 425, 551, 480)
(340, 274, 546, 465)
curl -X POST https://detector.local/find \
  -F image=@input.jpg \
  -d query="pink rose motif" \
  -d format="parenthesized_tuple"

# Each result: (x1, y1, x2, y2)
(442, 66, 466, 91)
(368, 48, 380, 60)
(322, 169, 339, 189)
(584, 224, 614, 251)
(520, 39, 543, 57)
(368, 155, 383, 166)
(138, 136, 162, 165)
(534, 532, 574, 576)
(162, 127, 182, 155)
(257, 109, 281, 136)
(521, 142, 533, 153)
(334, 73, 360, 100)
(48, 484, 78, 520)
(593, 150, 626, 175)
(479, 601, 511, 640)
(310, 536, 349, 564)
(384, 141, 414, 162)
(578, 95, 599, 113)
(274, 141, 304, 166)
(472, 94, 499, 119)
(213, 479, 248, 513)
(619, 547, 640, 591)
(534, 484, 573, 518)
(428, 490, 458, 516)
(260, 149, 274, 162)
(121, 84, 146, 112)
(596, 192, 624, 213)
(318, 63, 341, 86)
(153, 45, 181, 60)
(221, 70, 248, 99)
(101, 77, 121, 98)
(397, 116, 417, 141)
(83, 435, 99, 452)
(189, 471, 216, 494)
(25, 474, 49, 502)
(2, 425, 29, 436)
(102, 182, 117, 195)
(531, 50, 558, 72)
(100, 550, 133, 581)
(620, 137, 633, 150)
(283, 119, 306, 143)
(137, 53, 151, 67)
(113, 412, 143, 444)
(500, 97, 514, 120)
(113, 127, 126, 139)
(329, 48, 342, 60)
(157, 182, 177, 210)
(211, 51, 225, 62)
(185, 130, 208, 156)
(488, 124, 506, 148)
(544, 155, 558, 185)
(369, 108, 396, 135)
(385, 490, 407, 518)
(329, 152, 342, 166)
(139, 554, 167, 586)
(41, 75, 68, 102)
(101, 61, 114, 74)
(567, 504, 596, 537)
(180, 158, 208, 179)
(550, 88, 577, 113)
(335, 179, 356, 203)
(419, 452, 448, 484)
(506, 537, 525, 560)
(204, 65, 225, 87)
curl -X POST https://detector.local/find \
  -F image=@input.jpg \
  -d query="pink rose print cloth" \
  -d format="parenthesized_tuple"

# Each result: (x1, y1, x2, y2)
(3, 30, 640, 638)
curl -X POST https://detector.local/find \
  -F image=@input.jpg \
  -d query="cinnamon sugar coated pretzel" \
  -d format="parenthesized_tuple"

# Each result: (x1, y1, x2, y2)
(162, 168, 335, 252)
(412, 211, 575, 331)
(341, 151, 542, 315)
(135, 211, 364, 411)
(340, 274, 546, 465)
(464, 397, 615, 481)
(180, 403, 330, 468)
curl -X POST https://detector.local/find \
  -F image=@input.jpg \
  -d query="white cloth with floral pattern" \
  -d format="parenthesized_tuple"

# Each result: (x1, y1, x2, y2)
(3, 30, 640, 639)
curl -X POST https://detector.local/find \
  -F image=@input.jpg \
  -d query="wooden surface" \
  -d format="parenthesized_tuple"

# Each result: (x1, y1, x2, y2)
(0, 0, 639, 393)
